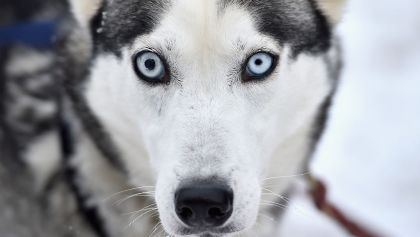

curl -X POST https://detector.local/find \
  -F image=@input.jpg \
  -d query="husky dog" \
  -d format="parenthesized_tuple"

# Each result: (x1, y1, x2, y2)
(60, 0, 344, 236)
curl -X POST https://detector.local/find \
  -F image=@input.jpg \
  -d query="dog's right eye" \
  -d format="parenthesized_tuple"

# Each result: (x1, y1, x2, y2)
(133, 51, 168, 84)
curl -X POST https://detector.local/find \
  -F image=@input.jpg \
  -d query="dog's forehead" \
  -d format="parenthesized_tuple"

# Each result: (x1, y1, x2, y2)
(95, 0, 330, 55)
(148, 1, 261, 53)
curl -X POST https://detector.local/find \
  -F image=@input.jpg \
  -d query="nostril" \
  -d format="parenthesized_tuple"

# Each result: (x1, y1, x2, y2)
(208, 207, 226, 219)
(178, 206, 194, 220)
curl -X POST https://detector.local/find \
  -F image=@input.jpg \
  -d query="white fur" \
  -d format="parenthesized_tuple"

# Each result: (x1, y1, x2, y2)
(318, 0, 347, 24)
(76, 1, 333, 236)
(69, 0, 103, 27)
(24, 132, 60, 189)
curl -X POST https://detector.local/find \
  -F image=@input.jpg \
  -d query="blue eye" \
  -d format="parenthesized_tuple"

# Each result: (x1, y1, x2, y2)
(134, 51, 168, 84)
(244, 52, 277, 81)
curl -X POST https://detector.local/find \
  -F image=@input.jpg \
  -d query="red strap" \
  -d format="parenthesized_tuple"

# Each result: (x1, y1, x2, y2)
(309, 177, 380, 237)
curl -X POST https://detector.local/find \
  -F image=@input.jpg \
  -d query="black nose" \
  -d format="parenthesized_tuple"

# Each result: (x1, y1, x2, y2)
(175, 183, 233, 228)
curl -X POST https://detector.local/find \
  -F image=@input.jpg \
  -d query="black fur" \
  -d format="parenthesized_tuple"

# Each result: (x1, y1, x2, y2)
(90, 0, 171, 55)
(220, 0, 332, 56)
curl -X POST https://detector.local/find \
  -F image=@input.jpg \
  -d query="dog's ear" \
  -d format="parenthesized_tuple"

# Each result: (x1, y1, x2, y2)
(316, 0, 347, 25)
(69, 0, 103, 27)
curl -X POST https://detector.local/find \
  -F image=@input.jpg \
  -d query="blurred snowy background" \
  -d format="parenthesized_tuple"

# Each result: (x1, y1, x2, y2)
(279, 0, 420, 236)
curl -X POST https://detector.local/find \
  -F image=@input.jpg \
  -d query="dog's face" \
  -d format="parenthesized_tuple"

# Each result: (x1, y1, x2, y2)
(72, 0, 336, 236)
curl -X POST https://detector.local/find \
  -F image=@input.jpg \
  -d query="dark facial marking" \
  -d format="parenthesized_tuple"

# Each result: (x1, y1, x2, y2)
(90, 0, 171, 55)
(220, 0, 332, 56)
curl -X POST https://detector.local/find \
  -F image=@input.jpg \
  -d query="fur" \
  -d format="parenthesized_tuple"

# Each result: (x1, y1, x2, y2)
(62, 0, 344, 236)
(1, 0, 344, 236)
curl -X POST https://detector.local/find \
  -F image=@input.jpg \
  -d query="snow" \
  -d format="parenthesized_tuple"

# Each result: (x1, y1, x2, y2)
(279, 0, 420, 236)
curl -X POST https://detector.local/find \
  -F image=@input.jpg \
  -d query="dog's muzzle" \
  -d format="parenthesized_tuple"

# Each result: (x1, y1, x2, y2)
(175, 181, 233, 231)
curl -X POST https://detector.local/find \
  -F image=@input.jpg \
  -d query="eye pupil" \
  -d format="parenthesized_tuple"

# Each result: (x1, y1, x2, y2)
(255, 58, 263, 66)
(145, 59, 156, 70)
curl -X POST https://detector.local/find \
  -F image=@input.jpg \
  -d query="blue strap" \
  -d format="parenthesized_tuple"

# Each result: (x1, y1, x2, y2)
(0, 20, 58, 49)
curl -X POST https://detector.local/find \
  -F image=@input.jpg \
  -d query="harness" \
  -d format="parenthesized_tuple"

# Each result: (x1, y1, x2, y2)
(308, 176, 380, 237)
(0, 21, 57, 48)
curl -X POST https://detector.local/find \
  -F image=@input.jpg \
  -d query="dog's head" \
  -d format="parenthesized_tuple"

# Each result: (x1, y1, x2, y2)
(70, 0, 343, 235)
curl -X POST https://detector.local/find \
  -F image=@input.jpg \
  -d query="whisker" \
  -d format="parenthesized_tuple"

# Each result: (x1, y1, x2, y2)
(261, 196, 311, 219)
(114, 191, 155, 206)
(155, 226, 165, 237)
(103, 186, 155, 202)
(123, 207, 158, 216)
(149, 222, 162, 237)
(158, 227, 168, 237)
(263, 172, 310, 181)
(261, 188, 291, 204)
(263, 187, 312, 217)
(150, 212, 160, 219)
(258, 213, 275, 223)
(260, 200, 288, 209)
(127, 209, 157, 228)
(261, 193, 290, 203)
(123, 203, 157, 216)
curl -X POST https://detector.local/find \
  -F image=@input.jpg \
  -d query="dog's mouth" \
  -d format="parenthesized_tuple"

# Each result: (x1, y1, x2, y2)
(174, 225, 241, 237)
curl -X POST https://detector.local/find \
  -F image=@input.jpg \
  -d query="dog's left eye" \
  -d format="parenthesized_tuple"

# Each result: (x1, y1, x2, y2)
(133, 51, 168, 84)
(243, 52, 277, 82)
